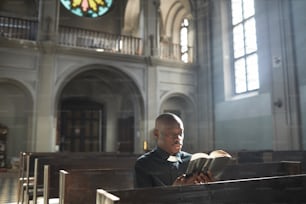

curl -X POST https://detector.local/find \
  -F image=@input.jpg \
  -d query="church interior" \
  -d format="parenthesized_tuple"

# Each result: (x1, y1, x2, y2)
(0, 0, 306, 203)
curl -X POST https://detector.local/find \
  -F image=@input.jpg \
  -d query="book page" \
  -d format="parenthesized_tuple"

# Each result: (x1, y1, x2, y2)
(190, 152, 210, 160)
(209, 149, 232, 158)
(185, 150, 232, 178)
(207, 150, 232, 179)
(207, 156, 231, 179)
(185, 153, 210, 175)
(201, 159, 213, 172)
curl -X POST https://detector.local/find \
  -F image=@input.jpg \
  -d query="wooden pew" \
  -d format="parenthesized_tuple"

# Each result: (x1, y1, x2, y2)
(220, 160, 301, 180)
(20, 150, 306, 204)
(18, 151, 90, 203)
(235, 150, 306, 175)
(97, 174, 306, 204)
(236, 150, 272, 163)
(19, 152, 69, 204)
(19, 152, 138, 204)
(236, 150, 306, 170)
(17, 152, 74, 203)
(59, 168, 133, 204)
(39, 154, 139, 204)
(57, 161, 300, 204)
(271, 150, 306, 172)
(17, 152, 29, 204)
(96, 189, 119, 204)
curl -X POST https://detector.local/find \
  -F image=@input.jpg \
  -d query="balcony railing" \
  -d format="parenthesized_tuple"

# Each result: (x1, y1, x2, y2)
(0, 16, 193, 62)
(160, 41, 193, 63)
(58, 26, 143, 56)
(0, 16, 38, 40)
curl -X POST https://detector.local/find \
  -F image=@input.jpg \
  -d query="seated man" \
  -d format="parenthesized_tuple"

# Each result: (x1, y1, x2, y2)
(134, 113, 214, 188)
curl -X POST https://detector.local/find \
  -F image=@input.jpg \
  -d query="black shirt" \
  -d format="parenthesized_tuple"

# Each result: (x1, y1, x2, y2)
(134, 147, 192, 188)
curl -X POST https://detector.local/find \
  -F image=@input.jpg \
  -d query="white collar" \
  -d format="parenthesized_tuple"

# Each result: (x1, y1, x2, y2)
(167, 155, 179, 162)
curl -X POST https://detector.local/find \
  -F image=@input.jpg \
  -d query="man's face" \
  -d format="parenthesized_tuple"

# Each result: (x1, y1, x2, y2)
(156, 122, 184, 155)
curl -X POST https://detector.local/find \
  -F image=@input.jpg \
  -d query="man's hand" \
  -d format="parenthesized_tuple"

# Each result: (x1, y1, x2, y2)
(195, 171, 216, 184)
(172, 171, 216, 186)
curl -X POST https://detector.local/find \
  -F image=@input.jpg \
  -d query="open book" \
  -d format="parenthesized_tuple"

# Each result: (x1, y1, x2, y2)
(185, 150, 232, 179)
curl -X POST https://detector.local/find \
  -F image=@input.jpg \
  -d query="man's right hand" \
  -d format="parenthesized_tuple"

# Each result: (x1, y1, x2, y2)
(172, 171, 216, 186)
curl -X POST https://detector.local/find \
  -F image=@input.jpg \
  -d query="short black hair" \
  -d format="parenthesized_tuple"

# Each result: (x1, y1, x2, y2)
(155, 112, 183, 129)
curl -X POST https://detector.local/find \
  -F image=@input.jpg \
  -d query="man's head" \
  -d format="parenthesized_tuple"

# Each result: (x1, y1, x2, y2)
(153, 113, 184, 155)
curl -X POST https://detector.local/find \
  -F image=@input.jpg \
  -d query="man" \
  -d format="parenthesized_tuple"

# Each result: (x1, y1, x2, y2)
(134, 113, 214, 188)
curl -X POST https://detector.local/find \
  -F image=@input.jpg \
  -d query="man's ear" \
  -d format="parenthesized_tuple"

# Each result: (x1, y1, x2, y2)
(153, 128, 159, 139)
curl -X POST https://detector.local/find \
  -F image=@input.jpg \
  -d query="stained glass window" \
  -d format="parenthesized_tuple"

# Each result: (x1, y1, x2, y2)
(61, 0, 113, 18)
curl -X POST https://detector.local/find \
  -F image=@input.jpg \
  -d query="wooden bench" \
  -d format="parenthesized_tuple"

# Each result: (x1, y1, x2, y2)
(236, 150, 273, 163)
(237, 150, 306, 170)
(18, 151, 94, 203)
(58, 161, 300, 204)
(18, 152, 72, 204)
(220, 160, 301, 180)
(18, 152, 138, 204)
(17, 152, 103, 203)
(59, 168, 133, 204)
(96, 189, 120, 204)
(38, 154, 138, 204)
(17, 152, 30, 204)
(19, 150, 306, 204)
(97, 174, 306, 204)
(271, 150, 306, 172)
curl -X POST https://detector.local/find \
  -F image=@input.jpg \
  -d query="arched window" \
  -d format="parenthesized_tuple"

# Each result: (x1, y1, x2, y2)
(180, 18, 189, 63)
(60, 0, 113, 18)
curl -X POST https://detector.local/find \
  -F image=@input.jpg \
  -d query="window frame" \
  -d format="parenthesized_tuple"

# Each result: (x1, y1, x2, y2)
(180, 18, 189, 63)
(229, 0, 260, 95)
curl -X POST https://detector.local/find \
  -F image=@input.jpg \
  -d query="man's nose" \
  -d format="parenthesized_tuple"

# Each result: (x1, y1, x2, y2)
(173, 134, 183, 139)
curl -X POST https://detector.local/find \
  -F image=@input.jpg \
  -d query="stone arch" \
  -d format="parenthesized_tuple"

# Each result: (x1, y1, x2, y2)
(161, 0, 192, 43)
(122, 0, 141, 36)
(54, 64, 144, 153)
(0, 78, 34, 163)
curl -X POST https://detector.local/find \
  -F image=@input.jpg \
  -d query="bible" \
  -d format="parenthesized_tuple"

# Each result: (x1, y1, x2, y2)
(185, 149, 232, 179)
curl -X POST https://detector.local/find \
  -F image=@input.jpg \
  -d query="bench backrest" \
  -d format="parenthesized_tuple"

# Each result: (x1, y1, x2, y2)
(220, 160, 301, 180)
(42, 154, 139, 202)
(59, 168, 133, 204)
(23, 152, 135, 179)
(101, 174, 306, 204)
(24, 153, 138, 204)
(271, 150, 306, 172)
(58, 161, 300, 204)
(96, 189, 120, 204)
(236, 150, 306, 170)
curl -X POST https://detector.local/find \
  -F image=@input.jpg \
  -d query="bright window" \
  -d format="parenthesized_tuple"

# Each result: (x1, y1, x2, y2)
(231, 0, 259, 94)
(180, 18, 189, 63)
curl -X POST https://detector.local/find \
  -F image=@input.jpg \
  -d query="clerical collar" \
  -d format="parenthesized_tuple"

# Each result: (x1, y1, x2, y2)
(167, 155, 179, 162)
(155, 147, 182, 163)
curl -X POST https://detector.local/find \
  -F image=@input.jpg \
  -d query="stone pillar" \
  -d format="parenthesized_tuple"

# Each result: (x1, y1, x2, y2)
(142, 0, 160, 56)
(195, 0, 215, 151)
(146, 65, 158, 150)
(37, 0, 59, 41)
(141, 0, 160, 150)
(33, 0, 60, 151)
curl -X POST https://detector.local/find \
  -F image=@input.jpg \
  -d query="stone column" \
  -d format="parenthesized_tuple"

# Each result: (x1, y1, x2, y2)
(142, 0, 160, 57)
(195, 0, 215, 151)
(33, 0, 60, 151)
(141, 0, 160, 150)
